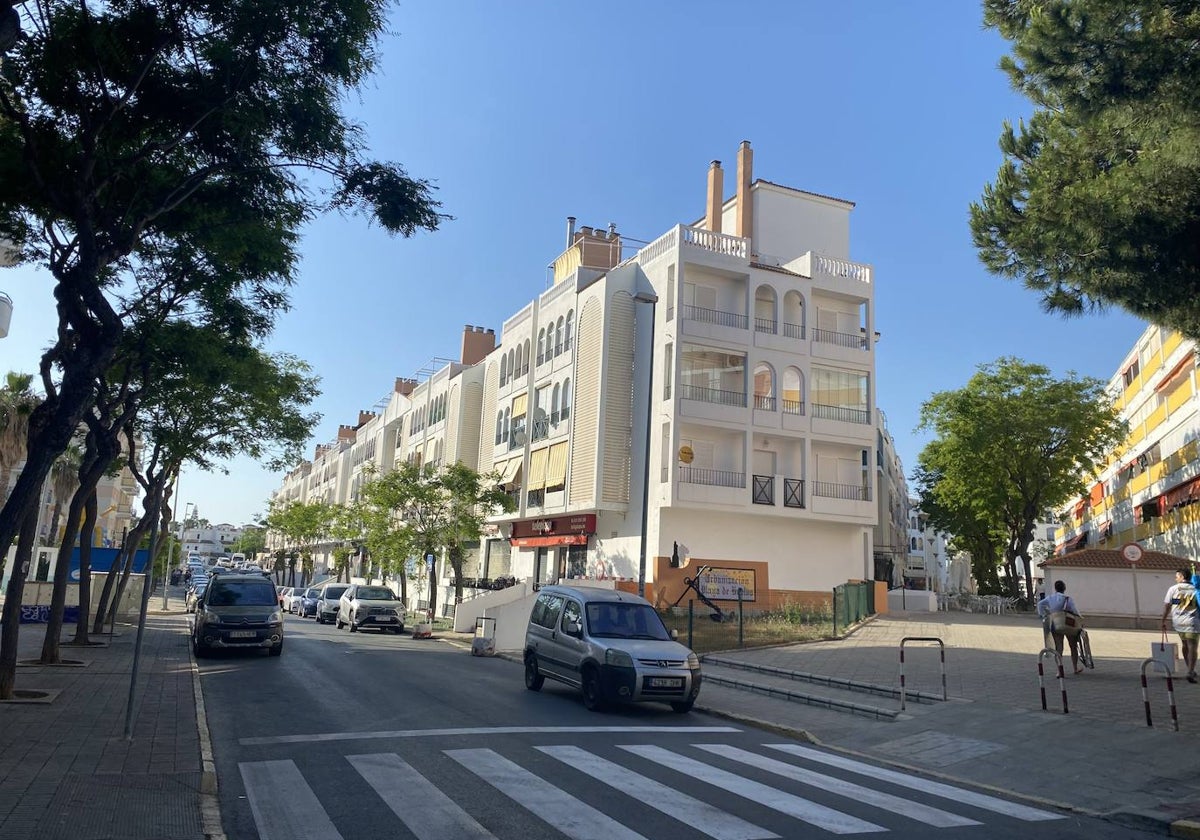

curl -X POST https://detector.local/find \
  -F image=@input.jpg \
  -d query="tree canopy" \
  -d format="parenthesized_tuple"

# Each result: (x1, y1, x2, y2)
(970, 1, 1200, 337)
(914, 357, 1126, 598)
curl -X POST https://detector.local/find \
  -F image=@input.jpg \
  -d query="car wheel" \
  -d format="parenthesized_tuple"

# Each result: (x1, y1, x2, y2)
(269, 640, 283, 657)
(670, 699, 695, 714)
(581, 666, 604, 711)
(192, 636, 208, 659)
(524, 654, 544, 691)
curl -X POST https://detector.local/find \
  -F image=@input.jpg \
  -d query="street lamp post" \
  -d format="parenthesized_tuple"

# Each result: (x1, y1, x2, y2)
(633, 290, 659, 599)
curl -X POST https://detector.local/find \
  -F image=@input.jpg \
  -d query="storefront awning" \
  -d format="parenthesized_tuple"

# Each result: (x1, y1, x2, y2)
(545, 442, 568, 488)
(1162, 475, 1200, 511)
(527, 447, 550, 491)
(510, 534, 588, 548)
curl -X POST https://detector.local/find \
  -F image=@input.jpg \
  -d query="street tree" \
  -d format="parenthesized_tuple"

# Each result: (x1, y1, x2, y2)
(0, 0, 447, 577)
(914, 357, 1126, 600)
(971, 1, 1200, 338)
(265, 499, 335, 585)
(0, 371, 37, 498)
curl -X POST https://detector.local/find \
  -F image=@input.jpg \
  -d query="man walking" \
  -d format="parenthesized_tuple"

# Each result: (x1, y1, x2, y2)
(1162, 568, 1200, 683)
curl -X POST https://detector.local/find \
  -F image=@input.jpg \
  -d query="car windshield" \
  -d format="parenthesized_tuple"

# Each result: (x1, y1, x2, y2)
(206, 580, 278, 607)
(585, 602, 671, 641)
(355, 587, 395, 600)
(304, 589, 318, 598)
(323, 587, 348, 599)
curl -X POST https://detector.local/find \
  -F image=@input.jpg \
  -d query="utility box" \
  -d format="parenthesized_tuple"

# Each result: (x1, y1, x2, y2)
(470, 616, 496, 656)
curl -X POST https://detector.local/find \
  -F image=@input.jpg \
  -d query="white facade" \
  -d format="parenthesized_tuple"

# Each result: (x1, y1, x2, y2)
(905, 499, 951, 591)
(182, 523, 244, 559)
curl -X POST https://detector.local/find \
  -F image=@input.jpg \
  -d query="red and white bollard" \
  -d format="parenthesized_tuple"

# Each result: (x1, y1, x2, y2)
(1038, 649, 1068, 714)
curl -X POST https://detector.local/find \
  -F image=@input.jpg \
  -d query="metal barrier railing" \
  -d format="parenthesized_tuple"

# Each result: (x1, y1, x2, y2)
(899, 637, 946, 710)
(1140, 659, 1179, 731)
(1038, 649, 1068, 714)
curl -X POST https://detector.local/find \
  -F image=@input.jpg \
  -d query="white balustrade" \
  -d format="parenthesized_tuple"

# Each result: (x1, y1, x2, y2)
(814, 254, 872, 284)
(680, 225, 749, 259)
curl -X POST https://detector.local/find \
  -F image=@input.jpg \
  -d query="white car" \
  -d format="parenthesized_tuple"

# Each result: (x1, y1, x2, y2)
(284, 589, 307, 614)
(336, 585, 405, 634)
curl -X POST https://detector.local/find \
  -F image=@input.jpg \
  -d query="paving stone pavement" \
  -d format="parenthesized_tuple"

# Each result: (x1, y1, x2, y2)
(0, 599, 206, 840)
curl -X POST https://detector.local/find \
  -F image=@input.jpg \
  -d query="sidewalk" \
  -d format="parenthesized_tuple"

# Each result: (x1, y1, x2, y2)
(689, 611, 1200, 835)
(0, 602, 212, 840)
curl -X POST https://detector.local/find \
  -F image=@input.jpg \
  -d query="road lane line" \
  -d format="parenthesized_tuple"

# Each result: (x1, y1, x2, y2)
(446, 748, 648, 840)
(620, 745, 883, 835)
(239, 760, 344, 840)
(697, 745, 979, 828)
(240, 725, 739, 746)
(346, 753, 496, 839)
(538, 745, 778, 840)
(763, 744, 1063, 821)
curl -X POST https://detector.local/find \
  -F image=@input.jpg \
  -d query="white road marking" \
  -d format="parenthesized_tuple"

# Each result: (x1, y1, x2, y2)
(538, 745, 778, 840)
(446, 748, 648, 840)
(764, 744, 1063, 821)
(240, 725, 739, 746)
(620, 745, 884, 835)
(347, 752, 495, 839)
(239, 759, 344, 840)
(697, 744, 979, 828)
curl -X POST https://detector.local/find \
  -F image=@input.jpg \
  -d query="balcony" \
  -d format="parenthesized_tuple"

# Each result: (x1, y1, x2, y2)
(812, 481, 871, 502)
(752, 475, 774, 505)
(753, 394, 776, 411)
(679, 384, 746, 408)
(679, 466, 745, 488)
(681, 304, 748, 331)
(781, 322, 805, 340)
(680, 225, 749, 259)
(781, 398, 804, 415)
(812, 328, 868, 351)
(754, 317, 777, 334)
(812, 404, 871, 425)
(531, 417, 550, 442)
(784, 478, 805, 508)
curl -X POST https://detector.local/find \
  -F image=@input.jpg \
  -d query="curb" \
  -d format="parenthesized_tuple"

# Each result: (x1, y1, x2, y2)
(187, 616, 228, 840)
(1172, 818, 1200, 838)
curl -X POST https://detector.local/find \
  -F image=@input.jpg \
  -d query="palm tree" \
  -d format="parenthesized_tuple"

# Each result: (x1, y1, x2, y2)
(45, 443, 83, 547)
(0, 372, 38, 502)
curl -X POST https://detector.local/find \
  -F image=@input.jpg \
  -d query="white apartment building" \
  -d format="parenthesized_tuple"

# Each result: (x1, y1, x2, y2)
(182, 523, 244, 559)
(874, 410, 910, 587)
(269, 142, 880, 613)
(904, 500, 951, 591)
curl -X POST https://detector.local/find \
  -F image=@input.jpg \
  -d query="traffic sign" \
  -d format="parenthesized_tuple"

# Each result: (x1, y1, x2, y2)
(1121, 542, 1143, 563)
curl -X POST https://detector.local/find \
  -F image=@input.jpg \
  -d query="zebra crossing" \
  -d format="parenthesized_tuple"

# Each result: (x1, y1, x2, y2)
(238, 741, 1064, 840)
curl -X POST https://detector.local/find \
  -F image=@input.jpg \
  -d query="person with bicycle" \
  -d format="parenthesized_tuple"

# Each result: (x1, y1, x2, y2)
(1038, 580, 1085, 674)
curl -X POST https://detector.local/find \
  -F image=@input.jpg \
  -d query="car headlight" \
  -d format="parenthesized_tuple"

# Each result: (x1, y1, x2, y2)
(687, 653, 700, 669)
(202, 613, 221, 626)
(267, 611, 283, 625)
(605, 649, 634, 668)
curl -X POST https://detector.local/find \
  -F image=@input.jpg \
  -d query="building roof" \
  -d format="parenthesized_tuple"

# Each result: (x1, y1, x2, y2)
(1042, 548, 1192, 571)
(754, 179, 857, 208)
(751, 261, 808, 278)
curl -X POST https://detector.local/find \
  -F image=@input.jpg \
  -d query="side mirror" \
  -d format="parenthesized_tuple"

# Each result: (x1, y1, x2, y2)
(670, 629, 679, 641)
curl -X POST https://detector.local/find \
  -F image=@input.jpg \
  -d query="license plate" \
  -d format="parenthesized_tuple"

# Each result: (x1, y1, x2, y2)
(228, 630, 256, 638)
(649, 677, 683, 688)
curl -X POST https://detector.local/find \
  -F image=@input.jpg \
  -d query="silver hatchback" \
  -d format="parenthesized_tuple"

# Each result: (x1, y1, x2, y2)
(523, 585, 701, 712)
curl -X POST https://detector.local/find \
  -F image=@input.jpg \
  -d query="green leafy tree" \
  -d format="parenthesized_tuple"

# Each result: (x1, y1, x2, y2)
(915, 358, 1126, 600)
(265, 499, 335, 585)
(0, 0, 446, 582)
(971, 1, 1200, 337)
(0, 372, 38, 499)
(231, 524, 267, 563)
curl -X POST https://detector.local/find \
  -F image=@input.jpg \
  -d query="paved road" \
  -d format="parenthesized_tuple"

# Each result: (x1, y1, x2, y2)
(197, 614, 1160, 840)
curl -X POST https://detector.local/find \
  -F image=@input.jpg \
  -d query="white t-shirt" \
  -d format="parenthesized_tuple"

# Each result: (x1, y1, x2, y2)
(1164, 582, 1200, 633)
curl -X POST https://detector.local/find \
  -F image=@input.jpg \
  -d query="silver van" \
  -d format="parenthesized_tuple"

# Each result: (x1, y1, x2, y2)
(523, 585, 701, 712)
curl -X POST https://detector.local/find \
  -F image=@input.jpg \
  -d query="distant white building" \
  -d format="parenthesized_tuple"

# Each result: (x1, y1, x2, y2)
(905, 499, 951, 591)
(182, 523, 244, 559)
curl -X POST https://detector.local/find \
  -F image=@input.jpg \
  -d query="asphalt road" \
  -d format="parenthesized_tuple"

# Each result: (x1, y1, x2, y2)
(197, 612, 1161, 840)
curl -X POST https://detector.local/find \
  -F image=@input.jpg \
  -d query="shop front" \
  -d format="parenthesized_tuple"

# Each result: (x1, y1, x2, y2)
(510, 514, 596, 586)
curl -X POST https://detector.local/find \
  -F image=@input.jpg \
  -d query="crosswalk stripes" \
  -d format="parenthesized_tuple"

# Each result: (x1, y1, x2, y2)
(237, 741, 1067, 840)
(762, 744, 1061, 822)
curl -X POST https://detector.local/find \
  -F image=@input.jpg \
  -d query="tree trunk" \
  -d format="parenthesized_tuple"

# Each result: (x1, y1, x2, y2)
(41, 452, 108, 663)
(1021, 555, 1035, 601)
(73, 490, 97, 645)
(0, 507, 39, 699)
(46, 501, 64, 549)
(449, 543, 464, 607)
(427, 550, 438, 620)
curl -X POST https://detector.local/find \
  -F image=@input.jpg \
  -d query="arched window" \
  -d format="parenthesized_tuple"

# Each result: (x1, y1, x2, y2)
(555, 317, 565, 355)
(523, 339, 530, 373)
(561, 378, 571, 419)
(782, 367, 804, 414)
(495, 411, 503, 444)
(500, 355, 508, 386)
(551, 383, 561, 421)
(564, 310, 574, 350)
(502, 407, 510, 442)
(911, 537, 917, 550)
(753, 362, 776, 411)
(537, 328, 546, 365)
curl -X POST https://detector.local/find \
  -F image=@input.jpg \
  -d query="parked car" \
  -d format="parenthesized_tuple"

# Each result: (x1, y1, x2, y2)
(297, 588, 320, 618)
(191, 572, 284, 658)
(315, 584, 349, 624)
(523, 585, 702, 713)
(185, 582, 208, 613)
(284, 588, 307, 614)
(336, 585, 404, 633)
(277, 587, 293, 610)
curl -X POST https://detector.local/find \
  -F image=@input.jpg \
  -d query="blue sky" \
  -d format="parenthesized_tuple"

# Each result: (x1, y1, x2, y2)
(1, 1, 1146, 526)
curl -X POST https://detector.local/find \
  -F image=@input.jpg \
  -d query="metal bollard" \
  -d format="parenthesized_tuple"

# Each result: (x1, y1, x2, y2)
(1140, 659, 1179, 731)
(899, 636, 947, 711)
(1038, 648, 1068, 714)
(687, 600, 694, 650)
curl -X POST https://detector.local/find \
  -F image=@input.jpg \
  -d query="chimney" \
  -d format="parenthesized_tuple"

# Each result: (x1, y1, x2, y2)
(705, 160, 723, 233)
(337, 424, 356, 442)
(736, 140, 753, 242)
(394, 377, 417, 396)
(357, 410, 376, 428)
(566, 216, 576, 247)
(462, 324, 496, 366)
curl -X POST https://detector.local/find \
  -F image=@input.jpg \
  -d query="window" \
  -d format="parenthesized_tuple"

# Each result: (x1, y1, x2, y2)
(564, 310, 574, 351)
(537, 328, 546, 365)
(561, 599, 582, 632)
(502, 407, 510, 442)
(555, 317, 564, 356)
(1123, 359, 1140, 388)
(551, 384, 561, 421)
(500, 355, 508, 386)
(561, 378, 571, 419)
(663, 343, 673, 399)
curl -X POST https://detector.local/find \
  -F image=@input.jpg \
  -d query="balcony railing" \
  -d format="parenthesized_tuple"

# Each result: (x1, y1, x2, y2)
(752, 474, 774, 505)
(782, 322, 805, 339)
(754, 317, 777, 334)
(531, 417, 550, 442)
(753, 394, 776, 411)
(679, 466, 745, 488)
(681, 304, 749, 330)
(679, 384, 747, 407)
(680, 225, 750, 258)
(784, 478, 805, 508)
(812, 327, 868, 350)
(526, 488, 545, 507)
(812, 403, 870, 424)
(812, 481, 871, 502)
(781, 398, 805, 415)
